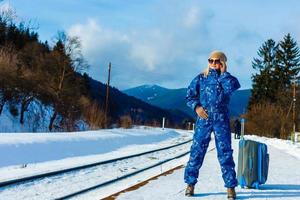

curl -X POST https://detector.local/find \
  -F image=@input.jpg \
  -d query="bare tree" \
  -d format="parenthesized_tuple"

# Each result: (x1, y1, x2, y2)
(46, 31, 88, 131)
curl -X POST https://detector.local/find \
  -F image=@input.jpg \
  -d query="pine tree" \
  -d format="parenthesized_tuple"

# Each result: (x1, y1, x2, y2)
(247, 35, 300, 138)
(248, 39, 279, 108)
(276, 33, 300, 90)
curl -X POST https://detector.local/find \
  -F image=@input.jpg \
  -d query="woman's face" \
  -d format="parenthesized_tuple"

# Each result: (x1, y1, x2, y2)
(208, 57, 222, 71)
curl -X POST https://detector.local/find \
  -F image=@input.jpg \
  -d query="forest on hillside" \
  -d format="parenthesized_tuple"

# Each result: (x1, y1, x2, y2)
(0, 9, 191, 132)
(0, 9, 104, 131)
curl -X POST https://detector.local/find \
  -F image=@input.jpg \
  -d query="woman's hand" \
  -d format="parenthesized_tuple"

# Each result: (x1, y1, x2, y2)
(195, 106, 208, 119)
(220, 61, 227, 74)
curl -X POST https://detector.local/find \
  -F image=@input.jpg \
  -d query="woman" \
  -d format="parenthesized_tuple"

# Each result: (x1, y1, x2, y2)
(184, 50, 240, 200)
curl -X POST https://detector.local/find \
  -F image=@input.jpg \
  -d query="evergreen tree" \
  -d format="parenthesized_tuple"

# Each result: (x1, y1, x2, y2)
(247, 35, 300, 138)
(248, 39, 279, 108)
(276, 33, 300, 90)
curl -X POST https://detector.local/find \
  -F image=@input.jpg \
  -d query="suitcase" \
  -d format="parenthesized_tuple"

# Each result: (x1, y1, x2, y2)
(237, 139, 269, 189)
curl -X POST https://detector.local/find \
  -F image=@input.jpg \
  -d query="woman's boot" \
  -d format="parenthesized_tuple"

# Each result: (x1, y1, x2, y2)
(227, 187, 236, 200)
(185, 184, 194, 196)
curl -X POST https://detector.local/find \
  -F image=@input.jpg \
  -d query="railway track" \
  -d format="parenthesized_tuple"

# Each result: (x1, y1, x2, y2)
(102, 147, 216, 200)
(0, 138, 194, 199)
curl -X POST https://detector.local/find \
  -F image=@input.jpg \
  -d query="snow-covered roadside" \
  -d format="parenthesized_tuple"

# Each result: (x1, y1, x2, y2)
(0, 126, 192, 183)
(244, 135, 300, 159)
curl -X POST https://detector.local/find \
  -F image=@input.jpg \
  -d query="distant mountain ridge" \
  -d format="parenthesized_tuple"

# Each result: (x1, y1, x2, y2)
(123, 84, 251, 118)
(86, 77, 193, 127)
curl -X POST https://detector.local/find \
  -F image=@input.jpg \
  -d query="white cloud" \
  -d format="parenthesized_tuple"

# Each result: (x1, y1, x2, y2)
(68, 19, 129, 56)
(65, 13, 219, 89)
(130, 44, 157, 71)
(128, 29, 178, 72)
(68, 19, 179, 72)
(183, 6, 200, 28)
(65, 8, 253, 90)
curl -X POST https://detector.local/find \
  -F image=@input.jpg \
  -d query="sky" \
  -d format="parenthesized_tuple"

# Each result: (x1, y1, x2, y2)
(2, 0, 300, 90)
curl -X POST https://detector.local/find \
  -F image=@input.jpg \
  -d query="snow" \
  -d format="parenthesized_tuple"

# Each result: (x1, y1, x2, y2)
(0, 127, 191, 184)
(243, 134, 300, 160)
(0, 126, 182, 167)
(0, 127, 299, 200)
(0, 101, 53, 133)
(116, 135, 300, 200)
(0, 139, 192, 199)
(0, 105, 24, 132)
(144, 84, 155, 89)
(73, 149, 197, 200)
(0, 127, 193, 199)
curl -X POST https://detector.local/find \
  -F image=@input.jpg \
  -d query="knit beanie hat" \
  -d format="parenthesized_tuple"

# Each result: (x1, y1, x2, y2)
(209, 50, 227, 62)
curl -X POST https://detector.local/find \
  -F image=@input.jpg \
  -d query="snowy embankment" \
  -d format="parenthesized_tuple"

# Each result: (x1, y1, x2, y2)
(0, 102, 53, 133)
(0, 126, 192, 183)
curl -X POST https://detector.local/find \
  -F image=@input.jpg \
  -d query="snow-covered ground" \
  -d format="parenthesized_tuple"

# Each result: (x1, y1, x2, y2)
(243, 134, 300, 160)
(0, 126, 193, 199)
(0, 137, 191, 199)
(0, 126, 184, 167)
(0, 126, 299, 200)
(116, 134, 300, 200)
(0, 126, 192, 182)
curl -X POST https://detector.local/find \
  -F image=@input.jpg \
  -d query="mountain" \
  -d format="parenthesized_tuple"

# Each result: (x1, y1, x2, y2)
(122, 84, 170, 102)
(85, 77, 193, 127)
(123, 85, 251, 118)
(124, 85, 191, 116)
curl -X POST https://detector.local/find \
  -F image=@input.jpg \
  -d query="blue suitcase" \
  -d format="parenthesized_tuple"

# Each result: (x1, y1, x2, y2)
(237, 139, 269, 189)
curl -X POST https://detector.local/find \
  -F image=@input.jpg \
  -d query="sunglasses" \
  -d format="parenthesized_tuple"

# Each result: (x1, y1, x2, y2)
(208, 58, 221, 64)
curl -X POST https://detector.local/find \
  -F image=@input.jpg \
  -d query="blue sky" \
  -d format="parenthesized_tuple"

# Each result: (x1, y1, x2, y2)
(3, 0, 300, 90)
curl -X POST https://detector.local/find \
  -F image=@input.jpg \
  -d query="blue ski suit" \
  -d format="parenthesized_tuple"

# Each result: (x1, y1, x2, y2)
(184, 67, 240, 188)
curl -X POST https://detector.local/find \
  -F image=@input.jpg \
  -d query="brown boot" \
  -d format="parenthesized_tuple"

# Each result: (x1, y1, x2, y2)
(227, 187, 236, 200)
(185, 184, 194, 196)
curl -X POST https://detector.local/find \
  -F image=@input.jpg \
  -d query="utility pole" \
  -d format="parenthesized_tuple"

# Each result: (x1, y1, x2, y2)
(104, 62, 111, 128)
(292, 77, 297, 141)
